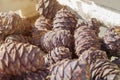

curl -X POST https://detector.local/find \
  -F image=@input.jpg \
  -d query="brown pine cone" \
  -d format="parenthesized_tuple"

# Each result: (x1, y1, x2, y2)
(49, 59, 91, 80)
(53, 7, 77, 34)
(40, 30, 74, 52)
(35, 16, 52, 30)
(32, 16, 51, 46)
(76, 18, 101, 34)
(74, 25, 101, 56)
(103, 27, 120, 57)
(112, 58, 120, 69)
(0, 75, 10, 80)
(5, 34, 31, 43)
(10, 69, 49, 80)
(0, 12, 32, 36)
(79, 47, 107, 65)
(36, 0, 62, 20)
(44, 46, 72, 67)
(0, 42, 44, 76)
(90, 59, 120, 80)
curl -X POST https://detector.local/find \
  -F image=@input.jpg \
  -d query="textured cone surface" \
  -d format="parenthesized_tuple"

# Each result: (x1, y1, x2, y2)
(74, 24, 101, 56)
(36, 0, 62, 20)
(35, 16, 52, 30)
(5, 34, 31, 43)
(40, 30, 74, 52)
(112, 58, 120, 69)
(32, 16, 51, 46)
(0, 12, 32, 35)
(0, 75, 10, 80)
(90, 59, 120, 80)
(103, 27, 120, 57)
(44, 46, 72, 67)
(11, 69, 49, 80)
(0, 42, 44, 76)
(76, 18, 101, 34)
(80, 47, 108, 65)
(0, 35, 4, 46)
(53, 7, 77, 34)
(49, 59, 91, 80)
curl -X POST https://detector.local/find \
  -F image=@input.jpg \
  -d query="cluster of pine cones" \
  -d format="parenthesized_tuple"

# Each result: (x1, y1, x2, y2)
(0, 0, 120, 80)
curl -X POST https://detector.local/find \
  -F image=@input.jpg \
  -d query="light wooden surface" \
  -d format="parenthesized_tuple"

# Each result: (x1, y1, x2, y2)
(0, 0, 38, 18)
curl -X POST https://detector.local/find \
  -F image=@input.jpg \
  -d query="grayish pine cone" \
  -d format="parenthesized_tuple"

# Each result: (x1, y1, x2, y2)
(90, 59, 120, 80)
(103, 27, 120, 57)
(49, 59, 91, 80)
(40, 30, 74, 52)
(36, 0, 62, 20)
(44, 46, 72, 67)
(53, 7, 77, 34)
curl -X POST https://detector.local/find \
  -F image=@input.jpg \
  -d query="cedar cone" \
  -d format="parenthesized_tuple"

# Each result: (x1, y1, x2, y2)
(0, 42, 44, 76)
(79, 47, 108, 65)
(53, 7, 77, 34)
(112, 58, 120, 69)
(44, 46, 72, 67)
(76, 18, 101, 34)
(5, 34, 31, 43)
(40, 30, 74, 52)
(49, 59, 91, 80)
(32, 16, 51, 46)
(36, 0, 62, 20)
(90, 59, 120, 80)
(103, 27, 120, 57)
(10, 69, 49, 80)
(74, 25, 101, 56)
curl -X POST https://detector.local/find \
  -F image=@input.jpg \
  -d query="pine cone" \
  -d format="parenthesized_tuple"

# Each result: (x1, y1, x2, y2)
(35, 16, 52, 30)
(53, 7, 77, 34)
(90, 59, 120, 80)
(76, 18, 101, 34)
(32, 16, 51, 46)
(0, 75, 10, 80)
(44, 46, 72, 67)
(36, 0, 62, 20)
(112, 58, 120, 69)
(79, 47, 107, 65)
(0, 42, 44, 76)
(40, 30, 74, 52)
(0, 11, 32, 36)
(49, 59, 91, 80)
(103, 27, 120, 57)
(10, 69, 49, 80)
(5, 34, 31, 43)
(74, 25, 101, 56)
